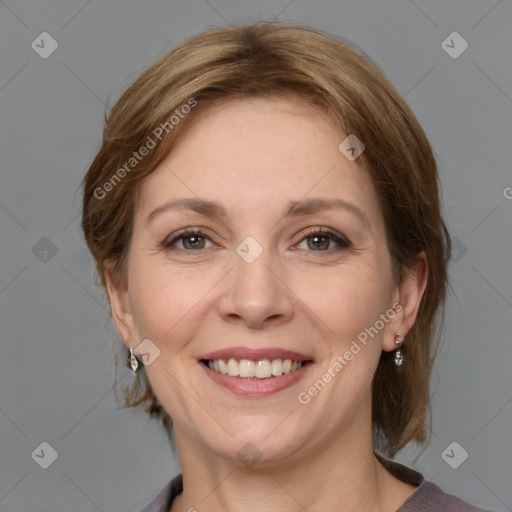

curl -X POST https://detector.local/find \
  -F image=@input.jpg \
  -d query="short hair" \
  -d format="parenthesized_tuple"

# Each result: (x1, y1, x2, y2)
(81, 21, 451, 457)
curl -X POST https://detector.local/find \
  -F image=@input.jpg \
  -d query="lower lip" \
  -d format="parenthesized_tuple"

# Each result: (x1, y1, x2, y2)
(200, 362, 313, 397)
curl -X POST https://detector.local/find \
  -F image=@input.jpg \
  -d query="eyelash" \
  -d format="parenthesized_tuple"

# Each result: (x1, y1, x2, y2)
(298, 227, 351, 251)
(160, 227, 351, 253)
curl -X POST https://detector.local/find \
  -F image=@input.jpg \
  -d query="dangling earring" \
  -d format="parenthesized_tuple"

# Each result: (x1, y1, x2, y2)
(394, 333, 404, 367)
(129, 341, 139, 374)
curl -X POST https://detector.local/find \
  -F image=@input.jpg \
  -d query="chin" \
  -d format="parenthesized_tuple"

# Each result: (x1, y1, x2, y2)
(199, 415, 314, 467)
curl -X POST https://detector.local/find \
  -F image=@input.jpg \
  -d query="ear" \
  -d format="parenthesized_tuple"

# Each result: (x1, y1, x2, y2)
(382, 251, 428, 352)
(104, 262, 138, 352)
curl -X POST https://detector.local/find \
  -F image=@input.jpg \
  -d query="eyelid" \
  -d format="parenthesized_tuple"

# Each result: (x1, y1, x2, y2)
(160, 227, 216, 249)
(160, 226, 351, 251)
(295, 226, 351, 249)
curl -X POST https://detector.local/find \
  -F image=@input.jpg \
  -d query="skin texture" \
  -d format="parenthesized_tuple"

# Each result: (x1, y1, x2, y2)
(106, 96, 428, 511)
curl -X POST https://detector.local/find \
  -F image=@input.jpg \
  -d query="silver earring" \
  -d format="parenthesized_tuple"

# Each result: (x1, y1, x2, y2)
(394, 333, 404, 367)
(129, 341, 139, 374)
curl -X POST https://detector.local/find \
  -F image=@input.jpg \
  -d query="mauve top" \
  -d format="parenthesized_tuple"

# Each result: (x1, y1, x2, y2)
(134, 455, 496, 512)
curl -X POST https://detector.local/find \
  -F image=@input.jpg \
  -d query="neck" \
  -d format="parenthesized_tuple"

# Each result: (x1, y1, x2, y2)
(171, 401, 413, 512)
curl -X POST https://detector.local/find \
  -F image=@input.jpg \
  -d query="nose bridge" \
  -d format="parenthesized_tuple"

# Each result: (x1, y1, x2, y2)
(218, 241, 295, 327)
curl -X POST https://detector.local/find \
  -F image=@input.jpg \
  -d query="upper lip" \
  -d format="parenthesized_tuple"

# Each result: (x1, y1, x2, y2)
(199, 346, 314, 362)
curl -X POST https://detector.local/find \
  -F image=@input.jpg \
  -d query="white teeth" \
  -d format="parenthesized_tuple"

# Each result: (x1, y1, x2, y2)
(227, 358, 239, 376)
(239, 359, 256, 377)
(256, 359, 272, 378)
(207, 358, 305, 378)
(291, 361, 302, 372)
(218, 358, 228, 374)
(271, 359, 283, 376)
(270, 359, 283, 377)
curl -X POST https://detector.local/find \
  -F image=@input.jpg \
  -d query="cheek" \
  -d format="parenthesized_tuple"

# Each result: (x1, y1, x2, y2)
(296, 262, 392, 343)
(127, 259, 215, 348)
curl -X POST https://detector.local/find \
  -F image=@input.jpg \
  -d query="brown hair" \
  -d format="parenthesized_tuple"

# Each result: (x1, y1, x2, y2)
(81, 21, 451, 457)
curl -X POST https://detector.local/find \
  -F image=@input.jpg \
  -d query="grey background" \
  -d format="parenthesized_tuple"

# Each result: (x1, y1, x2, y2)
(1, 0, 511, 511)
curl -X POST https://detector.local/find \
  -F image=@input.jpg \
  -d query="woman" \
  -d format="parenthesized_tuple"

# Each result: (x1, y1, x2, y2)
(82, 22, 495, 512)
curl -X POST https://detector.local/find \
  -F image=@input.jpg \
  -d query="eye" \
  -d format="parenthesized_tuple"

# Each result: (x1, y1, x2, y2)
(295, 228, 351, 251)
(161, 228, 215, 251)
(160, 227, 350, 253)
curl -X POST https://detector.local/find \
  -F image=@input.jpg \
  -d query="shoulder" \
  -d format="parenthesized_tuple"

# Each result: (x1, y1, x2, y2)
(375, 453, 496, 512)
(134, 474, 182, 512)
(134, 469, 497, 512)
(400, 480, 497, 512)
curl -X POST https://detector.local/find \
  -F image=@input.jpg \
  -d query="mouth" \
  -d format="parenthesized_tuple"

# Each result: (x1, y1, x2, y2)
(198, 347, 314, 397)
(201, 358, 309, 378)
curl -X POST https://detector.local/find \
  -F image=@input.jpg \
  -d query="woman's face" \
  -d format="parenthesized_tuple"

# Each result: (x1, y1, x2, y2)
(108, 96, 424, 465)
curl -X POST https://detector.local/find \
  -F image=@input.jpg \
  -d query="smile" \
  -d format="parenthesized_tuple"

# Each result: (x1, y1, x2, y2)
(199, 347, 314, 397)
(204, 358, 305, 379)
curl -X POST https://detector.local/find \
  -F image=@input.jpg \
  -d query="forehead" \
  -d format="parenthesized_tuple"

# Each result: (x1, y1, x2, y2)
(135, 95, 382, 231)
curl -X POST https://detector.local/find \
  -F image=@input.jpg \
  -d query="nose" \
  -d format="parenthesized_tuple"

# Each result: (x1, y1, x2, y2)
(217, 250, 295, 329)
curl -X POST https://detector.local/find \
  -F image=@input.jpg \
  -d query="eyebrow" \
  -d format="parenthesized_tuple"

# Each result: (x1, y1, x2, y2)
(146, 197, 371, 231)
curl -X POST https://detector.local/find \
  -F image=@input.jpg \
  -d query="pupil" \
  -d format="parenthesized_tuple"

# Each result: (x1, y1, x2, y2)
(186, 235, 203, 249)
(309, 235, 328, 250)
